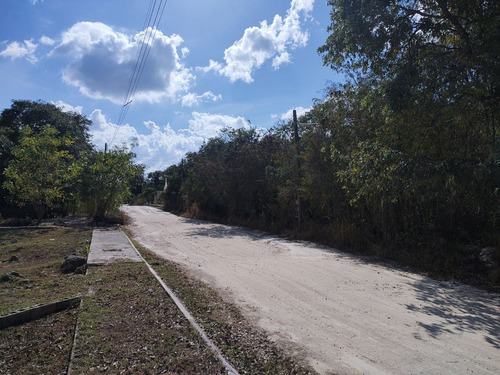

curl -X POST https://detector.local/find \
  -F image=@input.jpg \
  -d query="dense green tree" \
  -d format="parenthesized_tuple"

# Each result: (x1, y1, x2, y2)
(145, 170, 167, 191)
(318, 0, 499, 87)
(182, 138, 227, 217)
(317, 0, 499, 243)
(0, 100, 91, 159)
(163, 163, 185, 213)
(318, 0, 499, 162)
(3, 126, 80, 223)
(135, 170, 168, 204)
(175, 127, 288, 226)
(0, 100, 92, 215)
(129, 173, 146, 202)
(77, 147, 144, 221)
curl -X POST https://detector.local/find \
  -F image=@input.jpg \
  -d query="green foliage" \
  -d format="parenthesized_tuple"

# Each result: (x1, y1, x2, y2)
(0, 100, 92, 216)
(0, 100, 145, 223)
(134, 170, 167, 205)
(3, 126, 80, 223)
(78, 147, 144, 221)
(317, 0, 499, 245)
(163, 127, 289, 227)
(319, 1, 499, 88)
(163, 163, 184, 213)
(145, 170, 167, 191)
(160, 0, 498, 284)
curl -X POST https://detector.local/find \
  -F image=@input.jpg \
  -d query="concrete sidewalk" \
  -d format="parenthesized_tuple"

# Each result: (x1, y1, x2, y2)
(87, 228, 142, 265)
(81, 226, 240, 375)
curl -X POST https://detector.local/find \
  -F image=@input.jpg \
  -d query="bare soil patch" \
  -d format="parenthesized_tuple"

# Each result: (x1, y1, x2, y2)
(0, 227, 91, 315)
(0, 226, 225, 374)
(0, 226, 90, 374)
(0, 308, 78, 374)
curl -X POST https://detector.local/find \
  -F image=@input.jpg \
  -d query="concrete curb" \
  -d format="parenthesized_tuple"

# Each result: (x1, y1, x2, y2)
(0, 297, 81, 330)
(122, 230, 241, 375)
(66, 298, 84, 375)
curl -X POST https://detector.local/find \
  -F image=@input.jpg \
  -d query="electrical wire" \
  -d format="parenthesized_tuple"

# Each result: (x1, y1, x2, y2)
(118, 0, 157, 126)
(117, 0, 157, 126)
(110, 0, 168, 147)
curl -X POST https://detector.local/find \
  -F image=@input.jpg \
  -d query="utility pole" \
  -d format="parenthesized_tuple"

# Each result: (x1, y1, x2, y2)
(293, 110, 302, 230)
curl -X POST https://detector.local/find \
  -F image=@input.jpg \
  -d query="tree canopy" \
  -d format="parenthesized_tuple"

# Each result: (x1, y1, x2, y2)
(0, 99, 92, 158)
(77, 147, 144, 221)
(1, 100, 143, 223)
(159, 1, 499, 283)
(0, 100, 93, 215)
(3, 125, 80, 223)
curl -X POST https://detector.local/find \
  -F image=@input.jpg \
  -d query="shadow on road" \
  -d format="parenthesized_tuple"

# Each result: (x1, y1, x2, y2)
(181, 220, 259, 239)
(179, 214, 500, 351)
(406, 278, 500, 349)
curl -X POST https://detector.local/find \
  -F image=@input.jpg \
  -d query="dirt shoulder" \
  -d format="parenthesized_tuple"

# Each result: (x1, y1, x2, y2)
(123, 205, 500, 375)
(0, 226, 91, 374)
(1, 224, 316, 374)
(71, 262, 226, 374)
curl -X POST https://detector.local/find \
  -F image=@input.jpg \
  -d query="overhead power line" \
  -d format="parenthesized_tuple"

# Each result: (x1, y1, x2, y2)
(110, 0, 168, 146)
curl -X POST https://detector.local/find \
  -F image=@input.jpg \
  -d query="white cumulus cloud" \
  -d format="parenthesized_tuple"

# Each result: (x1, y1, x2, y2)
(0, 40, 38, 63)
(53, 100, 83, 115)
(50, 22, 194, 104)
(279, 106, 311, 120)
(197, 59, 223, 74)
(40, 35, 55, 45)
(181, 91, 222, 107)
(88, 109, 250, 172)
(187, 112, 250, 139)
(201, 0, 314, 83)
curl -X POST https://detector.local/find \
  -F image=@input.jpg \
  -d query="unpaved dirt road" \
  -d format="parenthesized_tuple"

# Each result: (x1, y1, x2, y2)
(123, 206, 499, 375)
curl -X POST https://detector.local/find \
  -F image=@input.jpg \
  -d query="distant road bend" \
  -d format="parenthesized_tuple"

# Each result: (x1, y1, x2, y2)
(123, 205, 500, 375)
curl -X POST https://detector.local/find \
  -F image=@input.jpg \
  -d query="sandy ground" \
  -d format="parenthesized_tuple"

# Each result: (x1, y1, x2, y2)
(123, 206, 500, 375)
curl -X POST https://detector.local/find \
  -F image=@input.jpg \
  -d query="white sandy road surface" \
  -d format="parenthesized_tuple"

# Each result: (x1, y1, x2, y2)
(123, 205, 499, 375)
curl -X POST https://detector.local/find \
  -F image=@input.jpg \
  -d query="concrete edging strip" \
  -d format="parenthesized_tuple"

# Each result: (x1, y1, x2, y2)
(66, 298, 84, 375)
(0, 297, 81, 330)
(122, 230, 240, 375)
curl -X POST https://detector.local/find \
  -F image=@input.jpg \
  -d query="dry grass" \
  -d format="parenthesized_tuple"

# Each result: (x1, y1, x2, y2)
(131, 238, 318, 375)
(0, 227, 224, 374)
(1, 225, 319, 374)
(71, 263, 225, 374)
(0, 308, 78, 374)
(0, 226, 91, 315)
(0, 226, 90, 374)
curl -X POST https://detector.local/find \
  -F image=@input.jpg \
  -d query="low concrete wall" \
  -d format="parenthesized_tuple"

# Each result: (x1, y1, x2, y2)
(0, 297, 81, 330)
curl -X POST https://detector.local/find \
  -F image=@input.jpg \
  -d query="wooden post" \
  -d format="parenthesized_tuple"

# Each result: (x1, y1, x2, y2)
(293, 110, 302, 230)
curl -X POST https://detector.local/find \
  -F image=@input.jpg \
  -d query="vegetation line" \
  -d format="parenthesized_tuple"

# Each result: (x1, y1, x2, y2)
(124, 231, 241, 375)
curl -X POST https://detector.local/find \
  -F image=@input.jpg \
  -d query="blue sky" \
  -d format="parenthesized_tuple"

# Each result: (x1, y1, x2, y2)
(0, 0, 342, 172)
